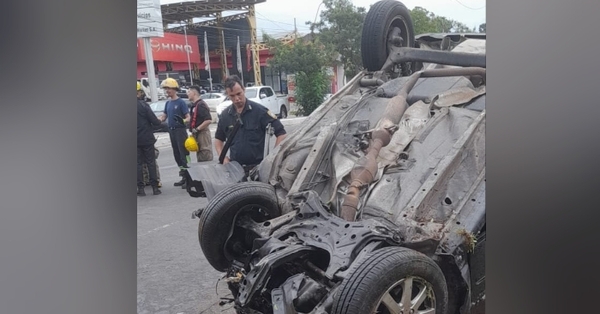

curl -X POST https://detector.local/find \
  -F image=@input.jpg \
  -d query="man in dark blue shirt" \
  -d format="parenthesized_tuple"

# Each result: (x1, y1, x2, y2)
(215, 75, 287, 175)
(159, 78, 191, 187)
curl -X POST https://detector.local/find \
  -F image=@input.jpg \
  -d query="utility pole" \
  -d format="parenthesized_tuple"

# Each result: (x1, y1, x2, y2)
(248, 4, 262, 86)
(183, 23, 194, 86)
(142, 38, 158, 102)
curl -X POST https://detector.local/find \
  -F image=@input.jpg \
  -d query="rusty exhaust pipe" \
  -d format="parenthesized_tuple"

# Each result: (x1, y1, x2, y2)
(420, 67, 486, 83)
(339, 67, 486, 221)
(340, 71, 422, 221)
(340, 129, 393, 221)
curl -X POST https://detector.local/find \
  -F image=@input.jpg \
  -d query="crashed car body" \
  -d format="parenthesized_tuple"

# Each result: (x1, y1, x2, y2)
(185, 1, 485, 313)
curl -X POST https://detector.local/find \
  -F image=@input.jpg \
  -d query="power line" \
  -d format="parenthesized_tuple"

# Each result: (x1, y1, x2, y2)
(255, 12, 311, 32)
(255, 12, 295, 33)
(257, 17, 311, 31)
(453, 0, 486, 10)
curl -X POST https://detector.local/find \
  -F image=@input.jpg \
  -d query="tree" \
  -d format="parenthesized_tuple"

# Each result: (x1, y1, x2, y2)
(264, 33, 334, 115)
(308, 0, 367, 78)
(410, 6, 473, 34)
(451, 20, 473, 33)
(410, 7, 437, 35)
(479, 23, 486, 33)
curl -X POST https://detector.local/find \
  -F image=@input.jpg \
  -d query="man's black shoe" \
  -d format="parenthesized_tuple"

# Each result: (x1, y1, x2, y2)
(137, 187, 146, 196)
(174, 178, 186, 186)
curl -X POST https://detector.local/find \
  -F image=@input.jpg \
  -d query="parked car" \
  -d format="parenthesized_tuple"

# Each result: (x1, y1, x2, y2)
(148, 99, 192, 132)
(216, 85, 290, 119)
(202, 92, 227, 109)
(186, 1, 486, 313)
(211, 83, 225, 93)
(201, 92, 226, 122)
(176, 87, 189, 99)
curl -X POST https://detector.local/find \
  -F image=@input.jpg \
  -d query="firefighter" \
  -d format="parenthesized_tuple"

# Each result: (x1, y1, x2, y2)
(137, 82, 162, 196)
(215, 75, 287, 179)
(158, 78, 191, 188)
(187, 85, 213, 162)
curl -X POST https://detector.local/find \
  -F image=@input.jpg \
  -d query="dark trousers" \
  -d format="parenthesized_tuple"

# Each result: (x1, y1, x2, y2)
(138, 144, 158, 187)
(168, 127, 189, 169)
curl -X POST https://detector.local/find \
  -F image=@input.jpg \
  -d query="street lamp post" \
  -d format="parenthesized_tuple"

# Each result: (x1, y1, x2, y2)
(311, 1, 325, 33)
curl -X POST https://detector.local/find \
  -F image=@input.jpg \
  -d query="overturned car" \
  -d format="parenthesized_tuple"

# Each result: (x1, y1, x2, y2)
(186, 1, 485, 313)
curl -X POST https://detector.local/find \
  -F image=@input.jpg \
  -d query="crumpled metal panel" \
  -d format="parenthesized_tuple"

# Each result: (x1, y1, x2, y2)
(378, 100, 432, 165)
(465, 94, 486, 112)
(362, 107, 481, 225)
(395, 109, 485, 242)
(379, 76, 474, 104)
(432, 86, 486, 108)
(185, 161, 245, 201)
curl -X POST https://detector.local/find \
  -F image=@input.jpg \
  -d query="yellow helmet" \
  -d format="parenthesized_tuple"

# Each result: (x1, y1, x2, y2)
(137, 81, 141, 91)
(160, 77, 180, 90)
(185, 136, 199, 152)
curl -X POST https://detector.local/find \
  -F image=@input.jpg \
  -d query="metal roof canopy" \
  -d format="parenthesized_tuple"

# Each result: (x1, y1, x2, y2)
(161, 0, 266, 25)
(160, 0, 267, 84)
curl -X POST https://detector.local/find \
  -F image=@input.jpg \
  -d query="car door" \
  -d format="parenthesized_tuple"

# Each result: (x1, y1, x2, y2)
(261, 87, 276, 113)
(258, 87, 269, 110)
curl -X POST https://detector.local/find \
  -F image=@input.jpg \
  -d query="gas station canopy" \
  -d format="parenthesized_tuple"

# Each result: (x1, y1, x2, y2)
(159, 0, 268, 84)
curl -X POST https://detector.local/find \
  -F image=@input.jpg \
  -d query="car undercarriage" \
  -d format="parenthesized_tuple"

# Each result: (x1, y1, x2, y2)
(185, 1, 486, 313)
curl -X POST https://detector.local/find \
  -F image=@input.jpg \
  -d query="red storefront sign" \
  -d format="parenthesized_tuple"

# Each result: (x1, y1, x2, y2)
(137, 33, 201, 63)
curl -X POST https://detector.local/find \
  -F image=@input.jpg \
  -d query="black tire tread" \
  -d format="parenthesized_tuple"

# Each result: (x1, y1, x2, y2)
(361, 0, 414, 72)
(332, 246, 448, 314)
(279, 106, 287, 119)
(198, 181, 280, 271)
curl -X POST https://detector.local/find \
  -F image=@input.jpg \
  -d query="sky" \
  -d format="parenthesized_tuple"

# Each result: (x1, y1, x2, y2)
(159, 0, 486, 37)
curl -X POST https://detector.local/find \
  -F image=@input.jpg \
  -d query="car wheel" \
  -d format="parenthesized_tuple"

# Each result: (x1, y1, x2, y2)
(198, 182, 281, 272)
(332, 246, 448, 314)
(361, 0, 415, 74)
(278, 106, 288, 119)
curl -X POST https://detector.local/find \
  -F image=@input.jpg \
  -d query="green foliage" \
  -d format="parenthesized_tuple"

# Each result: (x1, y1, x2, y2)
(410, 7, 438, 35)
(263, 33, 333, 74)
(261, 4, 477, 115)
(410, 6, 474, 34)
(309, 0, 367, 78)
(263, 33, 333, 115)
(295, 70, 329, 116)
(479, 23, 486, 33)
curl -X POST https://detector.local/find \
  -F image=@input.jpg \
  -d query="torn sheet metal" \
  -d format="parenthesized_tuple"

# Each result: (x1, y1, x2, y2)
(431, 86, 486, 108)
(378, 100, 432, 165)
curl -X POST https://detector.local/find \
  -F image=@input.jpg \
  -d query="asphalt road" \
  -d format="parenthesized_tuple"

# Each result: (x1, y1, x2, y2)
(137, 118, 306, 314)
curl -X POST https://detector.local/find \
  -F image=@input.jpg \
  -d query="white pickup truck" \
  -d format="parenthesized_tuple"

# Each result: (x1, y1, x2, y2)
(216, 85, 290, 119)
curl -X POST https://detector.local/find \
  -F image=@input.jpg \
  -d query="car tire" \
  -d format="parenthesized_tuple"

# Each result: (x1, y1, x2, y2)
(198, 181, 281, 272)
(361, 0, 415, 74)
(332, 246, 448, 314)
(278, 106, 288, 119)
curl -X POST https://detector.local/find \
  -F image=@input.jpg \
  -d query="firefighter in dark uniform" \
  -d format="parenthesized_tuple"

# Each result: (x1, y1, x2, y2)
(215, 75, 287, 177)
(187, 85, 213, 162)
(137, 81, 162, 196)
